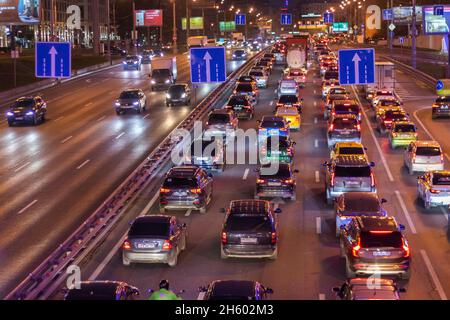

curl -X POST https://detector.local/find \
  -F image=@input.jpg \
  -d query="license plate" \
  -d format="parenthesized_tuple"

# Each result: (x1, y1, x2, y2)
(373, 251, 391, 257)
(269, 129, 279, 135)
(241, 238, 258, 244)
(196, 157, 208, 161)
(340, 131, 350, 135)
(15, 117, 23, 120)
(174, 192, 187, 197)
(346, 181, 359, 186)
(137, 242, 156, 249)
(268, 182, 281, 186)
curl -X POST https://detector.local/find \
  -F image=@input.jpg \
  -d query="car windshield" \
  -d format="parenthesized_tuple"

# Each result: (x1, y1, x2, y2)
(261, 120, 285, 128)
(14, 99, 34, 108)
(393, 124, 415, 133)
(126, 56, 138, 60)
(432, 173, 450, 185)
(119, 91, 139, 99)
(335, 166, 371, 177)
(235, 50, 245, 55)
(249, 71, 263, 77)
(360, 231, 403, 248)
(236, 84, 253, 92)
(168, 85, 185, 94)
(129, 221, 169, 237)
(339, 147, 365, 155)
(380, 100, 400, 106)
(279, 95, 298, 103)
(225, 216, 273, 232)
(163, 177, 198, 188)
(332, 118, 358, 130)
(153, 69, 170, 77)
(266, 137, 290, 149)
(334, 104, 359, 114)
(209, 113, 230, 124)
(416, 146, 441, 156)
(436, 96, 450, 103)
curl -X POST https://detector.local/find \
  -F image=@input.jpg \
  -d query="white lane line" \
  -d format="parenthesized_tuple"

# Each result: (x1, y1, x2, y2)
(439, 207, 449, 221)
(89, 192, 160, 280)
(446, 153, 450, 162)
(319, 293, 326, 300)
(101, 78, 109, 83)
(14, 162, 30, 173)
(413, 108, 436, 141)
(243, 168, 250, 180)
(197, 292, 206, 300)
(273, 89, 277, 94)
(316, 217, 322, 234)
(315, 171, 320, 183)
(269, 101, 274, 106)
(313, 101, 317, 107)
(420, 249, 448, 300)
(76, 159, 91, 170)
(115, 132, 125, 140)
(61, 135, 73, 144)
(352, 86, 394, 182)
(97, 115, 106, 122)
(54, 116, 64, 122)
(314, 117, 318, 124)
(18, 199, 38, 214)
(85, 102, 93, 107)
(143, 114, 150, 119)
(109, 90, 115, 95)
(314, 139, 319, 148)
(314, 90, 316, 94)
(394, 190, 417, 234)
(185, 209, 192, 217)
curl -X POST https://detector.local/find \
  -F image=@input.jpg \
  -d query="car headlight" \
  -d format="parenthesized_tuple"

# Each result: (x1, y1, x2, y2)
(133, 102, 139, 106)
(151, 80, 156, 84)
(181, 93, 187, 98)
(115, 102, 120, 106)
(166, 94, 171, 99)
(133, 61, 138, 64)
(165, 79, 170, 84)
(122, 61, 127, 64)
(160, 53, 164, 57)
(26, 111, 34, 116)
(6, 111, 13, 116)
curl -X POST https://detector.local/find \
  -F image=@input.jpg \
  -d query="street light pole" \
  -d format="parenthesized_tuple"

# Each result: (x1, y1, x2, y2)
(411, 0, 417, 69)
(107, 0, 112, 65)
(186, 0, 190, 46)
(132, 0, 137, 54)
(172, 0, 178, 54)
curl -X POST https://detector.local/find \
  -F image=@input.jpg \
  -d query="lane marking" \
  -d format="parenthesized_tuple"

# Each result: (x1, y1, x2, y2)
(54, 116, 64, 122)
(18, 199, 38, 214)
(143, 114, 150, 119)
(314, 90, 316, 95)
(88, 192, 160, 280)
(314, 139, 319, 148)
(439, 207, 449, 221)
(273, 89, 277, 94)
(413, 108, 436, 141)
(185, 209, 192, 217)
(115, 132, 125, 140)
(85, 102, 93, 107)
(97, 115, 106, 122)
(243, 168, 250, 180)
(446, 153, 450, 162)
(315, 171, 320, 183)
(269, 101, 274, 106)
(319, 293, 326, 300)
(61, 135, 73, 144)
(76, 159, 91, 170)
(394, 190, 417, 234)
(352, 86, 394, 182)
(316, 217, 322, 234)
(313, 101, 317, 107)
(14, 162, 30, 173)
(420, 249, 448, 300)
(314, 117, 318, 124)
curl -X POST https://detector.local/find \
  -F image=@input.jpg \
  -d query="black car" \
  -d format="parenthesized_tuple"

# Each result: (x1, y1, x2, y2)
(110, 46, 127, 56)
(232, 49, 247, 61)
(160, 166, 213, 214)
(140, 49, 154, 64)
(221, 200, 280, 260)
(166, 84, 191, 106)
(199, 280, 273, 300)
(6, 96, 47, 126)
(64, 281, 139, 300)
(255, 163, 298, 200)
(114, 89, 147, 114)
(122, 55, 141, 70)
(432, 96, 450, 119)
(324, 70, 339, 81)
(225, 95, 254, 120)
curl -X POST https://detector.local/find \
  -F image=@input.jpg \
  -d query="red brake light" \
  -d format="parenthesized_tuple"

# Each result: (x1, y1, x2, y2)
(160, 188, 171, 193)
(190, 188, 202, 194)
(402, 239, 410, 258)
(221, 232, 227, 245)
(352, 239, 361, 257)
(284, 178, 294, 184)
(162, 240, 173, 251)
(122, 240, 132, 251)
(357, 124, 361, 131)
(430, 188, 441, 194)
(257, 178, 266, 184)
(271, 232, 277, 245)
(329, 124, 334, 131)
(412, 153, 416, 163)
(369, 230, 393, 234)
(441, 153, 444, 162)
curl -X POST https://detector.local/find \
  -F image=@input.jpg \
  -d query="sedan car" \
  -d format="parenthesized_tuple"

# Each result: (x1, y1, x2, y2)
(278, 79, 299, 98)
(275, 106, 301, 130)
(276, 95, 303, 113)
(115, 89, 147, 114)
(287, 68, 306, 88)
(220, 200, 280, 260)
(199, 280, 273, 300)
(332, 278, 405, 300)
(323, 94, 351, 120)
(258, 116, 290, 140)
(234, 83, 258, 103)
(225, 95, 254, 120)
(432, 95, 450, 119)
(205, 109, 239, 138)
(418, 170, 450, 209)
(255, 163, 298, 201)
(237, 75, 257, 87)
(404, 140, 444, 175)
(64, 281, 140, 300)
(6, 96, 47, 126)
(330, 142, 367, 161)
(166, 84, 191, 106)
(186, 136, 226, 172)
(388, 121, 417, 149)
(232, 49, 247, 61)
(377, 109, 409, 135)
(122, 55, 141, 70)
(371, 90, 398, 108)
(122, 215, 187, 267)
(159, 166, 213, 214)
(249, 69, 268, 88)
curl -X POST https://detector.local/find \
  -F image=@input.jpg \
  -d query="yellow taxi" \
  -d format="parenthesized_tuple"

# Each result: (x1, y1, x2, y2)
(374, 101, 403, 121)
(275, 106, 301, 130)
(330, 142, 368, 161)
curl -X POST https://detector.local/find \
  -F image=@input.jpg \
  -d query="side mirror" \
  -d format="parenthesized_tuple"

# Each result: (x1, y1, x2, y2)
(274, 208, 282, 214)
(381, 198, 388, 204)
(370, 161, 376, 167)
(219, 208, 226, 213)
(398, 224, 406, 231)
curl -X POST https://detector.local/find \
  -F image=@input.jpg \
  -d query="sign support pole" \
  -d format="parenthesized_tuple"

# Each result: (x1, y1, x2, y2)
(447, 34, 450, 78)
(411, 0, 417, 69)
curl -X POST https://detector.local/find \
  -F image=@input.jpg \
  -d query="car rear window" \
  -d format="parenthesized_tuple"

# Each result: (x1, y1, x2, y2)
(279, 95, 298, 103)
(393, 124, 415, 132)
(129, 221, 170, 237)
(324, 71, 339, 80)
(330, 88, 347, 95)
(249, 71, 263, 77)
(345, 199, 380, 214)
(168, 85, 185, 94)
(229, 97, 249, 106)
(432, 173, 450, 185)
(416, 147, 441, 156)
(236, 84, 253, 92)
(379, 100, 400, 106)
(119, 91, 139, 99)
(260, 165, 291, 179)
(339, 147, 365, 155)
(163, 177, 198, 188)
(335, 166, 371, 177)
(436, 96, 450, 103)
(225, 216, 273, 232)
(209, 113, 230, 123)
(360, 231, 403, 248)
(261, 120, 285, 128)
(334, 104, 359, 114)
(332, 118, 358, 130)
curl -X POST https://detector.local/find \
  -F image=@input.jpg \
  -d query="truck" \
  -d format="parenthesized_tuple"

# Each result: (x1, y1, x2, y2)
(232, 32, 245, 42)
(150, 57, 177, 91)
(187, 36, 208, 48)
(285, 34, 310, 69)
(365, 62, 395, 100)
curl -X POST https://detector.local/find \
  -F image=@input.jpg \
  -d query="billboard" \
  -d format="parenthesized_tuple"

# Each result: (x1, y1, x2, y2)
(392, 6, 423, 25)
(423, 6, 450, 35)
(332, 22, 349, 33)
(182, 17, 204, 30)
(219, 21, 236, 32)
(0, 0, 40, 25)
(135, 10, 163, 27)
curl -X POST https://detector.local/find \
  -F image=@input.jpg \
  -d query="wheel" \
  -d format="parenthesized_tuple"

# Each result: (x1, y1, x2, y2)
(166, 103, 170, 107)
(168, 251, 178, 267)
(269, 247, 278, 260)
(143, 101, 147, 110)
(289, 194, 296, 201)
(220, 246, 228, 259)
(424, 199, 432, 210)
(159, 206, 166, 213)
(345, 260, 356, 278)
(401, 268, 411, 280)
(408, 166, 414, 176)
(136, 107, 141, 114)
(116, 110, 121, 115)
(33, 116, 39, 126)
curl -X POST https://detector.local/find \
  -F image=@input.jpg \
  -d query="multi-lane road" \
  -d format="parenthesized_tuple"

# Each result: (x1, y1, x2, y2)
(0, 52, 249, 297)
(54, 47, 450, 300)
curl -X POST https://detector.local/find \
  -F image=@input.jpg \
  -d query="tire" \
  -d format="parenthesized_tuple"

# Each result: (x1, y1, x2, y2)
(345, 260, 356, 278)
(269, 247, 278, 260)
(168, 251, 178, 267)
(116, 110, 121, 115)
(33, 116, 39, 126)
(143, 101, 147, 110)
(220, 246, 228, 259)
(199, 206, 207, 214)
(408, 166, 414, 176)
(401, 268, 411, 280)
(424, 199, 432, 210)
(166, 103, 170, 107)
(159, 206, 166, 214)
(136, 107, 141, 114)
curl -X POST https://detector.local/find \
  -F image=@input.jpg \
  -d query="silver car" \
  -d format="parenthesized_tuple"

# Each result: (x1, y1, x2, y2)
(122, 215, 187, 267)
(418, 170, 450, 209)
(404, 140, 444, 175)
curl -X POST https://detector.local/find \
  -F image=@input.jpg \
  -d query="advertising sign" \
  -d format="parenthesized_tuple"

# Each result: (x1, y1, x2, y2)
(392, 6, 423, 25)
(0, 0, 40, 25)
(423, 5, 450, 34)
(332, 22, 349, 33)
(135, 10, 163, 27)
(219, 21, 236, 32)
(182, 17, 204, 30)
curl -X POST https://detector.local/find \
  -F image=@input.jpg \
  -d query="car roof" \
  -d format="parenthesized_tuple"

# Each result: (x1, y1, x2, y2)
(262, 115, 284, 122)
(356, 216, 398, 232)
(393, 121, 415, 126)
(168, 166, 200, 176)
(413, 140, 441, 148)
(340, 192, 381, 211)
(210, 280, 256, 298)
(335, 142, 364, 148)
(333, 99, 358, 105)
(276, 106, 299, 115)
(134, 215, 172, 224)
(229, 200, 270, 215)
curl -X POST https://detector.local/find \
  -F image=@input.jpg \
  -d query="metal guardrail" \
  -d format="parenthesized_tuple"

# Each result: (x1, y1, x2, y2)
(5, 49, 267, 300)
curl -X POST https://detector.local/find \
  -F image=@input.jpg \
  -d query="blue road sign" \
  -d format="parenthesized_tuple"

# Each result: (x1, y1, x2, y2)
(280, 13, 292, 25)
(338, 48, 375, 85)
(382, 9, 393, 21)
(434, 5, 444, 16)
(235, 14, 246, 25)
(35, 42, 71, 78)
(190, 47, 226, 84)
(323, 12, 334, 24)
(437, 80, 444, 91)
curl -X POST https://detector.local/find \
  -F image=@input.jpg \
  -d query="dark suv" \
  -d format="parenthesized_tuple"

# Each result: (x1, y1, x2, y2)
(166, 84, 191, 106)
(339, 216, 410, 279)
(255, 163, 298, 201)
(432, 96, 450, 119)
(221, 200, 280, 260)
(159, 166, 213, 214)
(199, 280, 273, 300)
(324, 155, 376, 205)
(225, 95, 254, 120)
(7, 96, 47, 126)
(331, 100, 361, 121)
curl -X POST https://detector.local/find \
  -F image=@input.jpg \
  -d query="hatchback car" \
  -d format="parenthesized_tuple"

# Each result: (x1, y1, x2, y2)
(432, 96, 450, 119)
(159, 166, 213, 214)
(388, 121, 417, 149)
(259, 136, 295, 164)
(327, 114, 361, 149)
(377, 109, 409, 135)
(225, 95, 254, 120)
(232, 49, 247, 61)
(140, 49, 155, 64)
(371, 90, 398, 108)
(339, 216, 410, 279)
(278, 79, 299, 98)
(220, 200, 280, 260)
(332, 278, 405, 300)
(418, 170, 450, 209)
(258, 116, 290, 140)
(334, 192, 387, 237)
(404, 140, 444, 175)
(324, 155, 376, 204)
(275, 106, 301, 130)
(199, 280, 273, 300)
(122, 55, 141, 70)
(166, 84, 191, 106)
(374, 102, 403, 122)
(205, 109, 239, 138)
(6, 96, 47, 126)
(323, 70, 339, 82)
(287, 68, 306, 88)
(255, 61, 271, 75)
(64, 281, 140, 300)
(322, 80, 341, 98)
(122, 215, 187, 267)
(249, 69, 268, 88)
(186, 136, 226, 172)
(255, 163, 298, 201)
(237, 75, 257, 87)
(276, 95, 303, 113)
(115, 89, 147, 114)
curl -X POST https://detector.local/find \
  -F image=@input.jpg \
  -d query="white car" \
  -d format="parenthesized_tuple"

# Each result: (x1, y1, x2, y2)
(404, 141, 444, 175)
(418, 171, 450, 209)
(322, 80, 341, 98)
(287, 69, 306, 88)
(249, 69, 268, 88)
(278, 79, 299, 98)
(371, 90, 401, 108)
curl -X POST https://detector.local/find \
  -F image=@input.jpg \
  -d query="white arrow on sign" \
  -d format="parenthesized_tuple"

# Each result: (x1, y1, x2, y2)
(352, 53, 361, 84)
(203, 51, 212, 82)
(49, 46, 58, 77)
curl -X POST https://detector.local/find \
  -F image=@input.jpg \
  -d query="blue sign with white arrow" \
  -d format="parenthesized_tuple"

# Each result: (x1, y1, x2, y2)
(190, 47, 227, 84)
(382, 9, 393, 21)
(338, 48, 375, 85)
(235, 14, 246, 25)
(35, 42, 71, 78)
(281, 13, 292, 25)
(323, 12, 334, 24)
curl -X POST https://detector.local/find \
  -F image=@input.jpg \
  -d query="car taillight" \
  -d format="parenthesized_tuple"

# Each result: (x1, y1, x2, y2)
(430, 188, 441, 194)
(160, 188, 171, 193)
(384, 120, 392, 124)
(329, 124, 334, 131)
(402, 239, 410, 258)
(352, 240, 361, 257)
(122, 240, 132, 251)
(356, 124, 361, 131)
(162, 240, 173, 251)
(190, 188, 202, 194)
(257, 178, 266, 184)
(271, 232, 277, 245)
(441, 153, 444, 162)
(284, 178, 294, 184)
(221, 232, 227, 245)
(370, 173, 375, 187)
